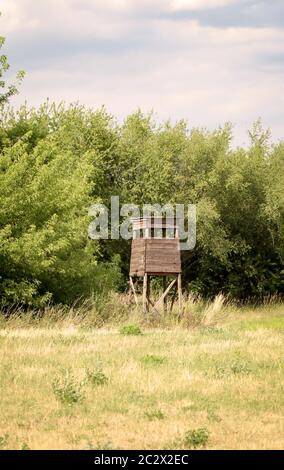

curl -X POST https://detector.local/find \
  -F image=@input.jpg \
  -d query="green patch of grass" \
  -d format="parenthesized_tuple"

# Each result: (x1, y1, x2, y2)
(199, 326, 224, 335)
(85, 440, 114, 450)
(141, 354, 166, 366)
(214, 359, 252, 378)
(144, 409, 165, 421)
(119, 324, 143, 336)
(0, 434, 9, 449)
(197, 326, 241, 342)
(237, 316, 284, 331)
(20, 442, 31, 450)
(230, 359, 252, 375)
(52, 371, 85, 405)
(87, 369, 108, 386)
(183, 428, 210, 449)
(207, 408, 222, 423)
(53, 334, 88, 346)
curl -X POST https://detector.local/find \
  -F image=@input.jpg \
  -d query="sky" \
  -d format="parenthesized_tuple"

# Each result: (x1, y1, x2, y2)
(1, 0, 284, 146)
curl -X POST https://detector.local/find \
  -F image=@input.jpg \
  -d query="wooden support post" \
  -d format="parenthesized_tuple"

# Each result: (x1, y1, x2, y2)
(154, 278, 176, 309)
(177, 273, 182, 316)
(169, 285, 177, 312)
(147, 275, 150, 310)
(147, 297, 160, 315)
(163, 276, 167, 313)
(129, 276, 138, 306)
(143, 273, 148, 314)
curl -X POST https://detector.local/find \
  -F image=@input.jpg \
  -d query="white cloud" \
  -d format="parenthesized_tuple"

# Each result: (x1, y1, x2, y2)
(1, 0, 283, 146)
(1, 0, 40, 33)
(1, 0, 133, 39)
(171, 0, 235, 11)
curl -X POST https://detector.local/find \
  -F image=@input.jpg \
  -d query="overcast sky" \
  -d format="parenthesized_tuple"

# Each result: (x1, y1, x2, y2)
(1, 0, 284, 146)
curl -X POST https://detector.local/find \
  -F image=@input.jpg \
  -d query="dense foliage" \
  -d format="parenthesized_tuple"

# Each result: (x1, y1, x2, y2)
(0, 102, 283, 306)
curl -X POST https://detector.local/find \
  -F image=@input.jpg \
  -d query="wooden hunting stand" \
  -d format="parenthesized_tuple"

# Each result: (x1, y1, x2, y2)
(129, 217, 182, 314)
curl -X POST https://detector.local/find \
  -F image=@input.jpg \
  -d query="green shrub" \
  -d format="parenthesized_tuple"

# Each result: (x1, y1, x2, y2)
(214, 359, 252, 378)
(119, 324, 142, 336)
(230, 360, 252, 375)
(183, 428, 210, 449)
(52, 371, 85, 405)
(0, 434, 9, 449)
(20, 442, 31, 450)
(87, 369, 108, 386)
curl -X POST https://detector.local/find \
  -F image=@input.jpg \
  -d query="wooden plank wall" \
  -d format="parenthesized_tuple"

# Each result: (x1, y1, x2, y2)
(145, 239, 181, 274)
(130, 239, 145, 275)
(130, 239, 181, 275)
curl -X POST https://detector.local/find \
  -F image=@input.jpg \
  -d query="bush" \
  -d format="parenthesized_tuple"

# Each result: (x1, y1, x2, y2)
(119, 324, 142, 336)
(0, 434, 9, 449)
(183, 428, 210, 449)
(87, 369, 108, 386)
(52, 371, 85, 405)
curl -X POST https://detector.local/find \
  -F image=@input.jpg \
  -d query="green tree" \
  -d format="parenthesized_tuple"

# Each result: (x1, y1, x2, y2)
(0, 105, 122, 307)
(0, 21, 25, 105)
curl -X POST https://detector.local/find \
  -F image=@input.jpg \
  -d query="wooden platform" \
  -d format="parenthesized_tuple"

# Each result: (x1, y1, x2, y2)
(130, 238, 181, 276)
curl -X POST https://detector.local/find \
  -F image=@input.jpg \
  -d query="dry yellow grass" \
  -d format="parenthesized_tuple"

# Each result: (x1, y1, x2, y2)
(0, 302, 283, 450)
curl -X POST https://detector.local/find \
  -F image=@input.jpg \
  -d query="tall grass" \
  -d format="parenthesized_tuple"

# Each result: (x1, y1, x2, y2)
(0, 293, 282, 330)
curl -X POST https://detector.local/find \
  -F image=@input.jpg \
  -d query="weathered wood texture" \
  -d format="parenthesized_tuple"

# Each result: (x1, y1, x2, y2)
(130, 238, 181, 275)
(132, 217, 179, 230)
(129, 239, 146, 276)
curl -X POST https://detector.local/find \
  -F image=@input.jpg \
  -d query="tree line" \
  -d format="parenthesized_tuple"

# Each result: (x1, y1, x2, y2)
(0, 102, 283, 307)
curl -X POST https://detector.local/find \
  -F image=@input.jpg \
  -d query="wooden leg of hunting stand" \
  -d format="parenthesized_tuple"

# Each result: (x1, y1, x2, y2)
(163, 276, 167, 313)
(129, 276, 138, 306)
(154, 278, 177, 310)
(143, 273, 148, 314)
(177, 273, 182, 316)
(169, 285, 177, 312)
(146, 275, 150, 311)
(147, 297, 160, 315)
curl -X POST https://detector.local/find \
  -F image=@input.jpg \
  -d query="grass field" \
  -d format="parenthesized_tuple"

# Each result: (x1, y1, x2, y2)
(0, 300, 283, 450)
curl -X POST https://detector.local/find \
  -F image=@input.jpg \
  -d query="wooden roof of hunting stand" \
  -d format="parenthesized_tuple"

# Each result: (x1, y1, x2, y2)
(129, 216, 182, 314)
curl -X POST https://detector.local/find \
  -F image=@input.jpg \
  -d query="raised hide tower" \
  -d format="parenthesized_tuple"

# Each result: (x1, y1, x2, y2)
(129, 217, 182, 313)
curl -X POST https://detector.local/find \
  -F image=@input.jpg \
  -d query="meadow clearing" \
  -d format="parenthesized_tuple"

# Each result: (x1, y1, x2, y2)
(0, 298, 283, 450)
